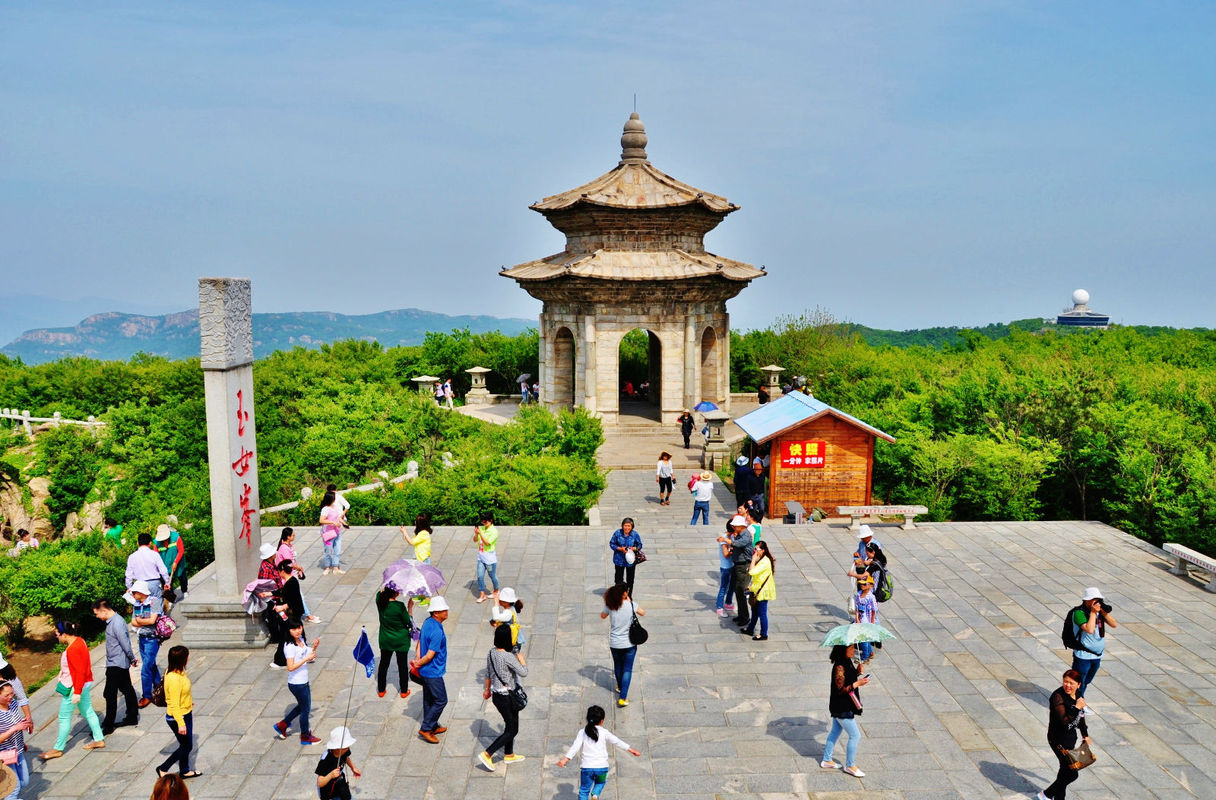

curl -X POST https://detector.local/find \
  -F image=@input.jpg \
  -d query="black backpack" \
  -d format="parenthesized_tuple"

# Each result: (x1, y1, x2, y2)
(1060, 605, 1102, 655)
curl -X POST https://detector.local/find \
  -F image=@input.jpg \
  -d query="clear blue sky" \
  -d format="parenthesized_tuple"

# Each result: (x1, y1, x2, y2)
(2, 1, 1213, 332)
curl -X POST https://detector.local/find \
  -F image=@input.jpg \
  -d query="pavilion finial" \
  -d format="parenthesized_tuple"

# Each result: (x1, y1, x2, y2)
(620, 112, 648, 163)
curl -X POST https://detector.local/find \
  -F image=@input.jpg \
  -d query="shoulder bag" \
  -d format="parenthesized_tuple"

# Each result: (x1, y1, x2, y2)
(1061, 739, 1096, 770)
(154, 612, 178, 641)
(628, 598, 648, 645)
(747, 575, 770, 608)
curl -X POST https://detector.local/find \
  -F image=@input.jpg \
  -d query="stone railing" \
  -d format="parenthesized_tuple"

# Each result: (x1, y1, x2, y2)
(259, 461, 435, 514)
(1, 408, 106, 439)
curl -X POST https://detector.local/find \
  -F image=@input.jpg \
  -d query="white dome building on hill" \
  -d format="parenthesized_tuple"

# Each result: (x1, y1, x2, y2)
(1055, 289, 1110, 328)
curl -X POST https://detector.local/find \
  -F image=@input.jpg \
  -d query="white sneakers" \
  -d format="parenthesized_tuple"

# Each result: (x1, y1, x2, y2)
(819, 760, 840, 769)
(842, 765, 865, 777)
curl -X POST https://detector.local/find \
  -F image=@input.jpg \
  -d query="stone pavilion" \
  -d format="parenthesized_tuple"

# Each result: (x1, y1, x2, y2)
(501, 113, 763, 425)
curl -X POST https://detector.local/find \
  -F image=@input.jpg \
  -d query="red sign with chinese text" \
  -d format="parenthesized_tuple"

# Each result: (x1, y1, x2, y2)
(780, 440, 826, 469)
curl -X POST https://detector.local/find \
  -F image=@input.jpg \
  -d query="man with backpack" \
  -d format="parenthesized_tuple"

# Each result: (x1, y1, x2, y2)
(1064, 587, 1119, 698)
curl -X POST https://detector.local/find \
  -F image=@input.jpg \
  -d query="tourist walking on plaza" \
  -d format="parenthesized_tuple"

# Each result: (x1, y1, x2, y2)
(130, 580, 162, 708)
(609, 518, 643, 595)
(157, 645, 200, 779)
(411, 596, 450, 743)
(0, 679, 32, 799)
(821, 644, 869, 778)
(92, 600, 139, 734)
(126, 532, 170, 607)
(375, 583, 412, 698)
(714, 522, 736, 617)
(601, 584, 644, 707)
(0, 656, 31, 734)
(271, 561, 308, 667)
(854, 575, 878, 662)
(319, 491, 346, 575)
(399, 513, 432, 562)
(154, 524, 187, 597)
(473, 513, 500, 603)
(273, 619, 321, 744)
(655, 451, 674, 505)
(690, 470, 714, 525)
(490, 587, 525, 653)
(1069, 587, 1118, 698)
(727, 515, 755, 628)
(1037, 669, 1092, 800)
(742, 540, 776, 640)
(556, 705, 640, 800)
(40, 621, 105, 760)
(316, 726, 361, 800)
(677, 410, 694, 449)
(150, 773, 189, 800)
(476, 624, 529, 771)
(276, 529, 319, 623)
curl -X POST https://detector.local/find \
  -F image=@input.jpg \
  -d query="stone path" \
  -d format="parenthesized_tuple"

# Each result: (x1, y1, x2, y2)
(21, 470, 1216, 799)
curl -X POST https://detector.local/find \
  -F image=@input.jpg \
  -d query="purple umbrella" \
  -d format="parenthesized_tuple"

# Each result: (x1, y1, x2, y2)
(381, 559, 447, 598)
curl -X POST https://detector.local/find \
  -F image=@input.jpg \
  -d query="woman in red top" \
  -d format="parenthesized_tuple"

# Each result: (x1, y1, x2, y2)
(40, 621, 105, 759)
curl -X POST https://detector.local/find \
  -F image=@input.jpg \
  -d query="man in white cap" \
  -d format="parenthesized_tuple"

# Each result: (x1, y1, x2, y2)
(725, 515, 755, 628)
(1070, 587, 1118, 698)
(128, 580, 162, 708)
(410, 596, 450, 743)
(153, 523, 187, 599)
(854, 525, 881, 564)
(315, 726, 361, 799)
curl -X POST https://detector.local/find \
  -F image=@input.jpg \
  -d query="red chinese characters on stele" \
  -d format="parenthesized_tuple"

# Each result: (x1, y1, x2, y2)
(780, 440, 826, 469)
(232, 388, 256, 546)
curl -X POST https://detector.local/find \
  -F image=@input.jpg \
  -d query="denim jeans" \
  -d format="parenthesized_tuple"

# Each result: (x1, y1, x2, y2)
(419, 675, 448, 731)
(1071, 655, 1101, 697)
(611, 645, 637, 700)
(138, 634, 162, 700)
(823, 715, 861, 767)
(745, 599, 769, 636)
(54, 683, 104, 750)
(284, 681, 311, 735)
(477, 560, 499, 594)
(858, 640, 873, 661)
(690, 500, 710, 525)
(715, 567, 734, 610)
(322, 540, 339, 569)
(3, 750, 28, 800)
(578, 766, 609, 800)
(158, 711, 193, 773)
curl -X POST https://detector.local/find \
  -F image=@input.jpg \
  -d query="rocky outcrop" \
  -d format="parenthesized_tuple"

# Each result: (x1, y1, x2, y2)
(0, 475, 53, 540)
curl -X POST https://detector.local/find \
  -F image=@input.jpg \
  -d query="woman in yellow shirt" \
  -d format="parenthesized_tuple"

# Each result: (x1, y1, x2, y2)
(399, 514, 433, 563)
(157, 646, 201, 779)
(742, 541, 776, 641)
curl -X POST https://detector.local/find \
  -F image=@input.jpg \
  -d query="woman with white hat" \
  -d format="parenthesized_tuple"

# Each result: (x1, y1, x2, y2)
(489, 588, 526, 653)
(315, 726, 361, 800)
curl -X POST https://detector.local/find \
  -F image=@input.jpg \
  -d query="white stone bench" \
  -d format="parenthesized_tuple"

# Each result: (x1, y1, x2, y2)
(785, 501, 807, 525)
(1164, 542, 1216, 592)
(837, 504, 929, 531)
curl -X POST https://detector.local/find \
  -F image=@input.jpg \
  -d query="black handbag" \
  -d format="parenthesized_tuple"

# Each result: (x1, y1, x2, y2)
(747, 575, 771, 609)
(628, 597, 648, 645)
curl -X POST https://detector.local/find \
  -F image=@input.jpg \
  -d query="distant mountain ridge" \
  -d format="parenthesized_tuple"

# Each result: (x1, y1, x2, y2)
(2, 308, 535, 364)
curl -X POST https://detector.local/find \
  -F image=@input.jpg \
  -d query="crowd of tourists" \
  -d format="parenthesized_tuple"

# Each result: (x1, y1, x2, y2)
(0, 470, 1126, 800)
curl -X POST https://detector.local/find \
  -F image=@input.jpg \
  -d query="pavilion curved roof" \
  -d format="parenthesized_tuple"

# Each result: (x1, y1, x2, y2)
(501, 248, 764, 282)
(530, 160, 737, 214)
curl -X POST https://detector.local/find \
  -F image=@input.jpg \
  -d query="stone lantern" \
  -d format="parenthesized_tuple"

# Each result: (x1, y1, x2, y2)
(761, 364, 785, 397)
(412, 375, 441, 396)
(465, 366, 491, 405)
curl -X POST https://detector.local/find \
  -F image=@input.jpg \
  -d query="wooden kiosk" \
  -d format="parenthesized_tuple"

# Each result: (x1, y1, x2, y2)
(734, 391, 895, 520)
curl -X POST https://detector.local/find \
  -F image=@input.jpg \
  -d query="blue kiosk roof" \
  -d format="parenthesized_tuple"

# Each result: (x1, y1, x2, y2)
(734, 392, 895, 445)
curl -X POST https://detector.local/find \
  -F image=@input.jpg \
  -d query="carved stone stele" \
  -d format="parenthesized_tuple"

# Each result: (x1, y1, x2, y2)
(199, 278, 254, 370)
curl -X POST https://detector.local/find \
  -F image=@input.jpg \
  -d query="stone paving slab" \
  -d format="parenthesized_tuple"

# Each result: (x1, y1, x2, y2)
(18, 469, 1216, 799)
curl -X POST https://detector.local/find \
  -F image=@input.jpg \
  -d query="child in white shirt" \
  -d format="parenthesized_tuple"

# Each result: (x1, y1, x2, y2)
(556, 705, 640, 800)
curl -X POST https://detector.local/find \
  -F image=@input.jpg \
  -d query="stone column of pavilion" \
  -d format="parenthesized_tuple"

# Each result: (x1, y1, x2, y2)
(182, 277, 265, 648)
(500, 112, 764, 426)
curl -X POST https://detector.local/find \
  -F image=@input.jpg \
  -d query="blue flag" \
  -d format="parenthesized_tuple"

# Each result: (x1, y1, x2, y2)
(353, 627, 376, 678)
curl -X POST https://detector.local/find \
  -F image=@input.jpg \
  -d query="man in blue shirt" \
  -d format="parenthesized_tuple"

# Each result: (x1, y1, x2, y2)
(1071, 586, 1118, 698)
(411, 596, 450, 743)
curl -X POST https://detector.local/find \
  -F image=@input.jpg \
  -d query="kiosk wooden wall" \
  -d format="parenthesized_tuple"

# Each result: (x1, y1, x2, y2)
(767, 415, 875, 519)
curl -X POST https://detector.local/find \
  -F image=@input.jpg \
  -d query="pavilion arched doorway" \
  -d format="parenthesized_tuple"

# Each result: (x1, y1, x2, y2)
(700, 326, 719, 404)
(552, 326, 575, 408)
(619, 328, 661, 422)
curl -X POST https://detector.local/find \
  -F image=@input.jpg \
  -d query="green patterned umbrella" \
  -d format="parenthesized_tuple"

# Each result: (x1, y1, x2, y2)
(819, 622, 897, 647)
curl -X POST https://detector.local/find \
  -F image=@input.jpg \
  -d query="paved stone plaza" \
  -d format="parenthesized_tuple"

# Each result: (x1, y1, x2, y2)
(20, 470, 1216, 799)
